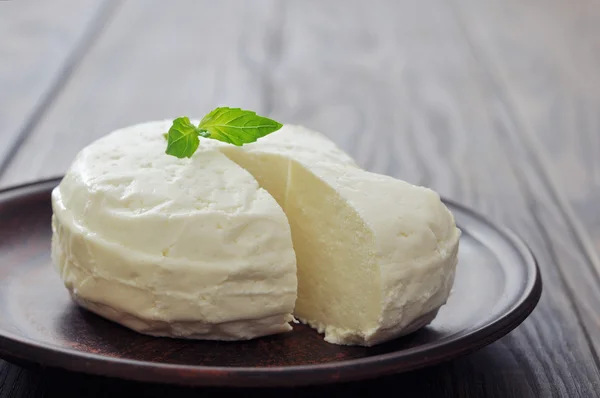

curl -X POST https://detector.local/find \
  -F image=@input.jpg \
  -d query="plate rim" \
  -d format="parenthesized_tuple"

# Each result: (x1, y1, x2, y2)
(0, 177, 542, 387)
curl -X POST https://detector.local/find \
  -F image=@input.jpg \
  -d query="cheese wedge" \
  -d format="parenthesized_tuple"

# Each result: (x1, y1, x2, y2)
(51, 121, 297, 340)
(222, 127, 461, 346)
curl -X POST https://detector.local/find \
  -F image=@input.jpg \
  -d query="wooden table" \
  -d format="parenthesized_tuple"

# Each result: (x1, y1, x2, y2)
(1, 1, 599, 396)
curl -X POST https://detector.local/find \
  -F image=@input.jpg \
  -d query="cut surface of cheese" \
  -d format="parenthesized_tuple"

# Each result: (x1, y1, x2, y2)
(51, 121, 297, 340)
(222, 128, 461, 346)
(218, 124, 358, 205)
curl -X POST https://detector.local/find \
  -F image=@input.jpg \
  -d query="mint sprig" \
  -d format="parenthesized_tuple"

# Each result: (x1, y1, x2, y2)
(165, 107, 282, 158)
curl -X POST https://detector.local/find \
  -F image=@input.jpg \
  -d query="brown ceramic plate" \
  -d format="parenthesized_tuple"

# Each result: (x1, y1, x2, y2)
(0, 178, 541, 387)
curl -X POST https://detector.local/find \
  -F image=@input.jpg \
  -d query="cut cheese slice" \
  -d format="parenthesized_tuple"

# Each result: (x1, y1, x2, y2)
(222, 128, 460, 346)
(51, 121, 297, 340)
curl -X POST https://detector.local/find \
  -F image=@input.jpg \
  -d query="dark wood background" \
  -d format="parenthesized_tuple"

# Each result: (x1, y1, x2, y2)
(1, 0, 599, 396)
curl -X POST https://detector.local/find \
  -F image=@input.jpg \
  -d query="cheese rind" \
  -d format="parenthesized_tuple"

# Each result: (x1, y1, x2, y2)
(51, 121, 297, 340)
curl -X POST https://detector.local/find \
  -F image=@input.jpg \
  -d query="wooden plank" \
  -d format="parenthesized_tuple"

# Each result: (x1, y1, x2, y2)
(0, 0, 280, 187)
(0, 366, 42, 398)
(1, 0, 600, 397)
(0, 0, 114, 176)
(452, 0, 600, 361)
(451, 0, 600, 247)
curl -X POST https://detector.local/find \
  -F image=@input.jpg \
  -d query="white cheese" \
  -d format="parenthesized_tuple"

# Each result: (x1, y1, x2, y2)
(222, 126, 461, 346)
(51, 121, 297, 340)
(52, 121, 460, 346)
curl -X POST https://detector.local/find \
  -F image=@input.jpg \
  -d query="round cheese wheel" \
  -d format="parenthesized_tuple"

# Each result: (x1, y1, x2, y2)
(51, 121, 297, 340)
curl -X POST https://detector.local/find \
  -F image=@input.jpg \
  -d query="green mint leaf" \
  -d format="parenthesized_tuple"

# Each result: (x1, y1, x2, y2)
(163, 108, 283, 159)
(198, 107, 283, 146)
(165, 117, 201, 158)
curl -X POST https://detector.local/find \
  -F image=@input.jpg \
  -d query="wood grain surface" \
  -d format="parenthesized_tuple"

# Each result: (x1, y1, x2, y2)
(0, 0, 599, 397)
(0, 0, 114, 176)
(456, 0, 600, 252)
